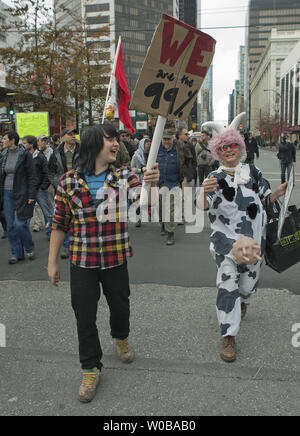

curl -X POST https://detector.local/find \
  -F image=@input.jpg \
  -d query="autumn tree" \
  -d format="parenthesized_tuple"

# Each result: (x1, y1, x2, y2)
(0, 0, 111, 126)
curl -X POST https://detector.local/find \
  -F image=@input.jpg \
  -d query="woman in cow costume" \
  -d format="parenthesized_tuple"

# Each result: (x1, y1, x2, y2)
(198, 113, 288, 363)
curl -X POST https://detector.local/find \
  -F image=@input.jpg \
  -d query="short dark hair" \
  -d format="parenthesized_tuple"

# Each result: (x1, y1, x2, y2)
(201, 130, 211, 137)
(176, 127, 186, 140)
(79, 124, 119, 175)
(52, 133, 60, 143)
(4, 130, 19, 145)
(23, 135, 38, 150)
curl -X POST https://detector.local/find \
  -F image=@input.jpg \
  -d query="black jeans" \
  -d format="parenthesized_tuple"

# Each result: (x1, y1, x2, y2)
(70, 262, 131, 370)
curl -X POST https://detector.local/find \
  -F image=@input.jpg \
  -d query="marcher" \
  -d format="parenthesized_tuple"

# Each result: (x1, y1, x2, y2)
(48, 128, 80, 259)
(119, 130, 137, 158)
(0, 131, 37, 264)
(22, 136, 53, 240)
(175, 127, 197, 224)
(195, 131, 215, 185)
(198, 114, 288, 363)
(47, 124, 159, 403)
(51, 133, 61, 150)
(0, 140, 7, 238)
(115, 139, 131, 167)
(245, 131, 259, 164)
(277, 134, 296, 183)
(157, 130, 185, 245)
(131, 138, 151, 227)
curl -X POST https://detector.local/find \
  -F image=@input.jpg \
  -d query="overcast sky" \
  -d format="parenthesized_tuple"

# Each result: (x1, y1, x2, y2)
(200, 0, 249, 123)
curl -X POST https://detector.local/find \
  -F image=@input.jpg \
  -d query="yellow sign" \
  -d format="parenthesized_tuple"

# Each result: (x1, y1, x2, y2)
(15, 112, 50, 138)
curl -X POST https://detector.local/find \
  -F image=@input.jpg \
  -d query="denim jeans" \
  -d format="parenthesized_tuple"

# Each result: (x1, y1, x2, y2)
(281, 161, 293, 183)
(3, 190, 35, 259)
(36, 190, 53, 236)
(70, 262, 130, 370)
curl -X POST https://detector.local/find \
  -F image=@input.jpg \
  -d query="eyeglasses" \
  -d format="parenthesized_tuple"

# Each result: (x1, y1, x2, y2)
(217, 144, 239, 152)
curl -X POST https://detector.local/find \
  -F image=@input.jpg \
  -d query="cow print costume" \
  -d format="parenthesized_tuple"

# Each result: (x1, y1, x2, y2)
(206, 164, 271, 337)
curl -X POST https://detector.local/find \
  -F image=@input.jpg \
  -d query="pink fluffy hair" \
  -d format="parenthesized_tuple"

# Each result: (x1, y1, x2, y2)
(209, 129, 246, 162)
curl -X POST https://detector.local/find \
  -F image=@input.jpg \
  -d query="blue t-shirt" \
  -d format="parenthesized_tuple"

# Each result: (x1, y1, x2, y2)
(84, 171, 107, 204)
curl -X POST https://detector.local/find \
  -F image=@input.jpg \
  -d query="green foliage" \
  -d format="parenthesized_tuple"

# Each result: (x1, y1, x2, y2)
(0, 0, 111, 124)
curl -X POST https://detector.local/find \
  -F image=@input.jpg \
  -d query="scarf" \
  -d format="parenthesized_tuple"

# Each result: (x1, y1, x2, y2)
(219, 162, 250, 188)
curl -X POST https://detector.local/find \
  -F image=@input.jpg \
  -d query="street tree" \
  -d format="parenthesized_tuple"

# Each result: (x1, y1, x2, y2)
(0, 0, 111, 126)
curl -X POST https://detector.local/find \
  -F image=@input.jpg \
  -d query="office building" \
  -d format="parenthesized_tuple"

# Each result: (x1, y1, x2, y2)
(281, 39, 300, 139)
(248, 0, 300, 81)
(55, 0, 178, 95)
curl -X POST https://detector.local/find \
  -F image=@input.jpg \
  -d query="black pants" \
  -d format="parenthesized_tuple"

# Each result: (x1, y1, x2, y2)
(198, 165, 211, 186)
(70, 262, 131, 370)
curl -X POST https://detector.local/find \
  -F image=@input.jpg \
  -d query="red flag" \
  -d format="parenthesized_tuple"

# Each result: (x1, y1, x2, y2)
(114, 43, 134, 133)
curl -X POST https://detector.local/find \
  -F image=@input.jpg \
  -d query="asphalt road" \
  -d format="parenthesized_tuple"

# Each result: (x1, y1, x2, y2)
(1, 148, 300, 416)
(0, 148, 299, 293)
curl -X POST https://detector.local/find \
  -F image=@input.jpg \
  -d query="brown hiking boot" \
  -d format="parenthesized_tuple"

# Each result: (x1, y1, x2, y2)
(241, 303, 247, 320)
(114, 338, 134, 363)
(78, 368, 100, 403)
(220, 336, 236, 363)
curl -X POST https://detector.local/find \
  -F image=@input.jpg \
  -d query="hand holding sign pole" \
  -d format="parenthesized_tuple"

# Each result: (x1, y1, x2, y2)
(130, 14, 216, 205)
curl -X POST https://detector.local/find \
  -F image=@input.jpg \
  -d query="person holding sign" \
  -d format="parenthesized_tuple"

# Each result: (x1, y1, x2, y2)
(197, 113, 288, 363)
(47, 124, 159, 403)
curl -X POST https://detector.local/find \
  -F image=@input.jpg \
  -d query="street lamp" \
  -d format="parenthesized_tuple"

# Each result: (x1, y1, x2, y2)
(264, 88, 283, 141)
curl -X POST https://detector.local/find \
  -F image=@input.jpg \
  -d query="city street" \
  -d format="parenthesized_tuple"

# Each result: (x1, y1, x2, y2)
(0, 149, 300, 416)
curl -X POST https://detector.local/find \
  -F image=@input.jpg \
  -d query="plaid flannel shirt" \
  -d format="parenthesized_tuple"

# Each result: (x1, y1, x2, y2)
(51, 165, 141, 269)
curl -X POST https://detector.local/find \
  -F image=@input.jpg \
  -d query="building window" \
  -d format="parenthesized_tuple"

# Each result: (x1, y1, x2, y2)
(85, 4, 110, 13)
(86, 15, 109, 25)
(0, 15, 6, 42)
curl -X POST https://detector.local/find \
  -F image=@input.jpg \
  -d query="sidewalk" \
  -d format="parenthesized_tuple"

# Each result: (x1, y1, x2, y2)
(0, 280, 299, 416)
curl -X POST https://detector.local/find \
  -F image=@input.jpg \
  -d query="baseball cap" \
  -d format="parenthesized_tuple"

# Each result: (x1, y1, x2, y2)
(37, 134, 48, 140)
(162, 130, 173, 139)
(60, 128, 77, 137)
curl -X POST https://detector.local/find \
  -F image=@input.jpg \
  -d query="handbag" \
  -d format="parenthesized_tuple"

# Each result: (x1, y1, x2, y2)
(264, 205, 300, 273)
(249, 164, 300, 272)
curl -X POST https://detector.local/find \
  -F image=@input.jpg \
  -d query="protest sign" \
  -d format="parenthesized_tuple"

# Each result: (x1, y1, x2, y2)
(277, 165, 295, 239)
(130, 14, 216, 120)
(16, 112, 50, 138)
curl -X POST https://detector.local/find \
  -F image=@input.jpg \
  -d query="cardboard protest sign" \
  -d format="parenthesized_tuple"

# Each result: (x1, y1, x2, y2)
(277, 165, 295, 240)
(130, 14, 216, 120)
(16, 112, 50, 138)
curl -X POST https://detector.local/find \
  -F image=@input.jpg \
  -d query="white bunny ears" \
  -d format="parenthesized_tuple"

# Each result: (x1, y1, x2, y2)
(202, 112, 246, 134)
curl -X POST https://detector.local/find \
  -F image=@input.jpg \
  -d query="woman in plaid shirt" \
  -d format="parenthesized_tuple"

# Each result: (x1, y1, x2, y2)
(48, 124, 159, 403)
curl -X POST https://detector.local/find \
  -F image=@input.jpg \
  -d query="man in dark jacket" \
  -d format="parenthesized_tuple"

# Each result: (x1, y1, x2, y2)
(157, 130, 185, 246)
(0, 131, 37, 263)
(23, 135, 52, 240)
(48, 128, 80, 258)
(48, 128, 80, 190)
(277, 134, 296, 183)
(119, 130, 137, 158)
(245, 132, 259, 164)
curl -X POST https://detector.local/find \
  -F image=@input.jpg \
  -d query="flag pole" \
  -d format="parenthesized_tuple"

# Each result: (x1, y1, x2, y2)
(102, 36, 122, 124)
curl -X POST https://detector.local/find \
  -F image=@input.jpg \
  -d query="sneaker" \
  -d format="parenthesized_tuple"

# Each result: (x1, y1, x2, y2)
(32, 227, 40, 232)
(166, 232, 175, 246)
(60, 249, 69, 259)
(114, 338, 134, 364)
(78, 368, 100, 403)
(241, 303, 247, 320)
(135, 220, 142, 228)
(220, 336, 236, 363)
(8, 257, 18, 264)
(26, 252, 35, 261)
